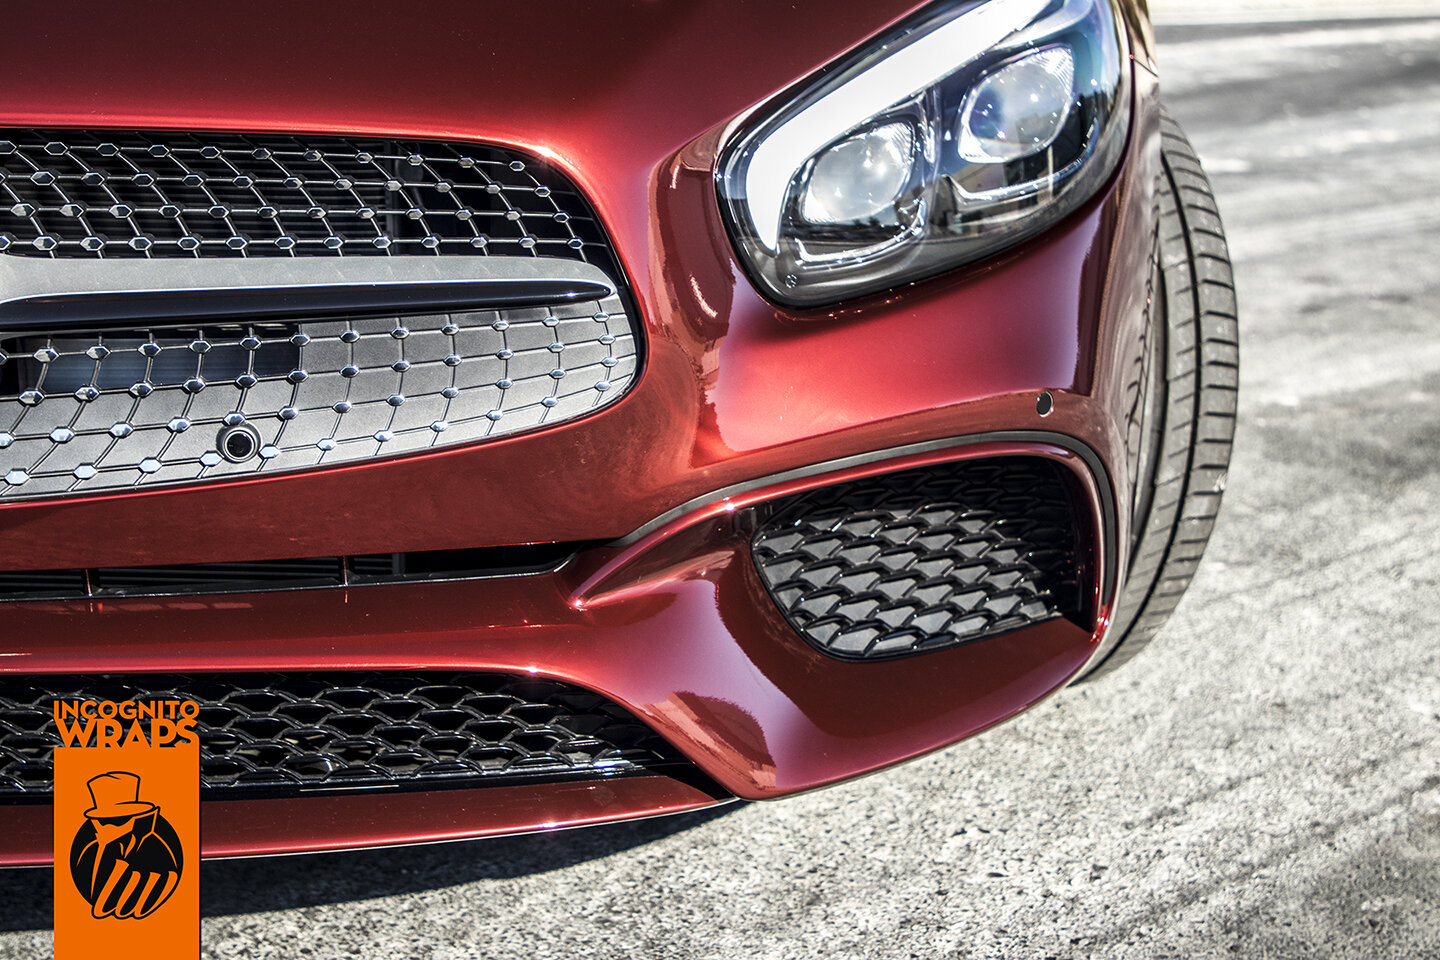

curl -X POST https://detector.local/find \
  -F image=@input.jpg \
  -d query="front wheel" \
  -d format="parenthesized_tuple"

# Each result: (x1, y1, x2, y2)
(1077, 109, 1239, 681)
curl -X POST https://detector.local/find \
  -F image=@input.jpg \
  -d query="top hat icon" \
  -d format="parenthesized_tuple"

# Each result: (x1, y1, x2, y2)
(83, 772, 158, 820)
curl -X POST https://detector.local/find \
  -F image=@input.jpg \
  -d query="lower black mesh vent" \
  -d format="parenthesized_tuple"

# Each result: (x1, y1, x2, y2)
(751, 458, 1086, 660)
(0, 673, 685, 799)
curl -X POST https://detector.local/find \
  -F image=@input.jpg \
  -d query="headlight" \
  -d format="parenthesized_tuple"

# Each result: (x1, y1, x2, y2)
(717, 0, 1129, 307)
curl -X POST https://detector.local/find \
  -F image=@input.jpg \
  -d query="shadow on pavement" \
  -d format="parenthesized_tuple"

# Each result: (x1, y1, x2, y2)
(0, 802, 738, 932)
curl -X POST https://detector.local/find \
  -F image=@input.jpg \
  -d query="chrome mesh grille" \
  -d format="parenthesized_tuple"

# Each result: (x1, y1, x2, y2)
(0, 673, 685, 798)
(752, 458, 1086, 660)
(0, 131, 610, 265)
(0, 131, 641, 499)
(0, 288, 636, 499)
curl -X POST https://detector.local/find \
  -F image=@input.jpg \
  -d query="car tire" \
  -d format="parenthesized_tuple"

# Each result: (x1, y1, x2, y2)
(1076, 109, 1239, 681)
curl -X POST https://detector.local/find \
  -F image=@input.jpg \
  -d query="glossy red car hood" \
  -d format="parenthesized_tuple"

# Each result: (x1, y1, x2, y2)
(4, 2, 921, 151)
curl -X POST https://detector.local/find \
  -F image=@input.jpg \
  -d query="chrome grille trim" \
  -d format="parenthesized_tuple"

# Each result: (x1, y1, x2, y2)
(0, 255, 614, 333)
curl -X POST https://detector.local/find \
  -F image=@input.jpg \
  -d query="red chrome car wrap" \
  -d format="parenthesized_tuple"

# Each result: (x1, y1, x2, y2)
(1, 0, 1162, 863)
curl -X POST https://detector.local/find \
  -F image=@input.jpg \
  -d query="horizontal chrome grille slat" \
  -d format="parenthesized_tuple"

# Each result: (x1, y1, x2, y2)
(0, 255, 616, 333)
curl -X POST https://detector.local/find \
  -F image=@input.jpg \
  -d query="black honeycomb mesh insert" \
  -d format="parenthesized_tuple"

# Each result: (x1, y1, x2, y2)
(751, 458, 1086, 660)
(0, 130, 617, 274)
(0, 673, 684, 799)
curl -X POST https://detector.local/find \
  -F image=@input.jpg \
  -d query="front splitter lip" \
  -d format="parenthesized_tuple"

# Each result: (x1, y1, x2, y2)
(1, 433, 1112, 864)
(0, 774, 729, 867)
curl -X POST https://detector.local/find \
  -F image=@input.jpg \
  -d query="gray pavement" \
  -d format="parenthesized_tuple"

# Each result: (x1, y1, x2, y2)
(1152, 0, 1440, 25)
(4, 12, 1440, 960)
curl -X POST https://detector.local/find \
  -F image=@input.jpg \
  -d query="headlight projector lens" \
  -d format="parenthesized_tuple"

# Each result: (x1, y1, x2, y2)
(800, 122, 918, 225)
(957, 46, 1076, 164)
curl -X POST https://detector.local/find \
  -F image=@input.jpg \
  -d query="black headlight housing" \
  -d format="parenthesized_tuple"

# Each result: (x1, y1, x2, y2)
(717, 0, 1130, 307)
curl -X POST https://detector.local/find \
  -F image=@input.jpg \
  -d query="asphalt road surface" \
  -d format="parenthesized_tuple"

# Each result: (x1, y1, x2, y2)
(5, 12, 1440, 960)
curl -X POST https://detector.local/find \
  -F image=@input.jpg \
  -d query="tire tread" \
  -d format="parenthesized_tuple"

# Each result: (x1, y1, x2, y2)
(1078, 108, 1238, 681)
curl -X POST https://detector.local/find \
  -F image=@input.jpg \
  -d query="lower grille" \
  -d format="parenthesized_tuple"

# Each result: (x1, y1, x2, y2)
(0, 672, 685, 799)
(751, 457, 1087, 660)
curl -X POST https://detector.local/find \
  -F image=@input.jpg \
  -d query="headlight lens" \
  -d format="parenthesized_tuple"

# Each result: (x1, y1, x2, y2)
(717, 0, 1129, 307)
(800, 122, 918, 225)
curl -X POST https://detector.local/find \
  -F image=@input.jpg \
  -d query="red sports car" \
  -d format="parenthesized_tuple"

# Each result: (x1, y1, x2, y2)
(0, 0, 1236, 863)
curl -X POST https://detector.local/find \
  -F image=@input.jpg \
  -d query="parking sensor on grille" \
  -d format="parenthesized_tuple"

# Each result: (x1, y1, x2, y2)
(751, 457, 1087, 660)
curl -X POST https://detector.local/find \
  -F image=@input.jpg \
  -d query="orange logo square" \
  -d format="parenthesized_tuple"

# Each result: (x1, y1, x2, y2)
(52, 699, 199, 959)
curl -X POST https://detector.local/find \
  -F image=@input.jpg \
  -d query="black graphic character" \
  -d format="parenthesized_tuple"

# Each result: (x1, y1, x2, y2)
(69, 772, 184, 919)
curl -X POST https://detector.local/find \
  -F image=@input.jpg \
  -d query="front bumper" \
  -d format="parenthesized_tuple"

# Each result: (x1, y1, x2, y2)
(0, 57, 1162, 865)
(4, 436, 1107, 866)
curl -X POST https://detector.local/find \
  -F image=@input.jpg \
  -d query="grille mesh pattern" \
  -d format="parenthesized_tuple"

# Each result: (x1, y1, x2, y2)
(0, 673, 682, 798)
(0, 298, 635, 498)
(752, 458, 1085, 660)
(0, 130, 640, 499)
(0, 131, 611, 265)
